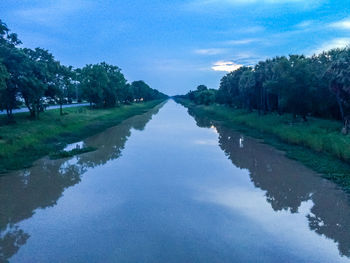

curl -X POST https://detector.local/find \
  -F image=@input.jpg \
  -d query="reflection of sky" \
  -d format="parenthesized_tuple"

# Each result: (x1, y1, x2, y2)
(9, 100, 350, 262)
(195, 185, 344, 262)
(63, 141, 84, 152)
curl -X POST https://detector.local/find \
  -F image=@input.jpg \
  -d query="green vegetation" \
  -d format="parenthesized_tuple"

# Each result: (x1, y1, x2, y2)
(0, 19, 167, 122)
(177, 50, 350, 132)
(49, 147, 97, 160)
(0, 100, 164, 173)
(176, 98, 350, 191)
(0, 19, 167, 172)
(175, 46, 350, 190)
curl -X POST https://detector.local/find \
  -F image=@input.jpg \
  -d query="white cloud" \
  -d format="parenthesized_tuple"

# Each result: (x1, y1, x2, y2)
(15, 0, 93, 26)
(295, 20, 314, 29)
(194, 48, 226, 55)
(313, 38, 350, 55)
(329, 18, 350, 30)
(225, 38, 260, 45)
(194, 139, 218, 145)
(238, 26, 265, 34)
(212, 61, 242, 72)
(230, 52, 266, 65)
(188, 0, 322, 7)
(193, 0, 312, 4)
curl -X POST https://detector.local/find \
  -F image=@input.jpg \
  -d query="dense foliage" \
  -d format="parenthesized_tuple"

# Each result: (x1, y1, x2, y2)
(0, 19, 167, 122)
(181, 49, 350, 131)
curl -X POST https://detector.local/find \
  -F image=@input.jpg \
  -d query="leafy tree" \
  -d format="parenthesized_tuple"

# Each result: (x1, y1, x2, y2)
(0, 62, 9, 113)
(131, 80, 166, 102)
(185, 87, 217, 105)
(0, 19, 23, 121)
(100, 62, 127, 106)
(217, 70, 243, 105)
(196, 85, 208, 92)
(19, 48, 57, 119)
(123, 83, 135, 103)
(238, 67, 255, 110)
(79, 64, 108, 107)
(46, 64, 75, 115)
(325, 48, 350, 122)
(280, 55, 314, 120)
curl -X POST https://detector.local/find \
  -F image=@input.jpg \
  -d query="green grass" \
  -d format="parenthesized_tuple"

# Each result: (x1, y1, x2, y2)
(0, 100, 164, 173)
(49, 146, 97, 160)
(176, 98, 350, 191)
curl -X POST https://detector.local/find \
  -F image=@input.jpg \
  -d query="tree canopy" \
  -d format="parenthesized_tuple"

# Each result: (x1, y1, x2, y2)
(0, 19, 167, 122)
(181, 47, 350, 128)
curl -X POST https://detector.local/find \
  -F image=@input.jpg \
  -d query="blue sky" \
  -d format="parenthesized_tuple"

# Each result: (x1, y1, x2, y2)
(2, 0, 350, 95)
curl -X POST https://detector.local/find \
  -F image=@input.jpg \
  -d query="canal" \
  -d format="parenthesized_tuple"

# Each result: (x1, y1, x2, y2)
(0, 100, 349, 262)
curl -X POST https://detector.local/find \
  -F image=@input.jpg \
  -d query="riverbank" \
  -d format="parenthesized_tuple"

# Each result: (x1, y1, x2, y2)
(0, 100, 165, 173)
(175, 98, 350, 191)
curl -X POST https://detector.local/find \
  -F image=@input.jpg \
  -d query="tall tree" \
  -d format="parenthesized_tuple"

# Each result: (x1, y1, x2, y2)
(100, 62, 127, 107)
(238, 67, 255, 110)
(79, 64, 108, 107)
(46, 64, 75, 115)
(325, 48, 350, 123)
(0, 19, 23, 121)
(19, 48, 57, 119)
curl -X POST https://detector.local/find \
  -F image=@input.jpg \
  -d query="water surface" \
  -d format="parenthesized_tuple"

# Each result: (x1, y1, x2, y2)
(1, 100, 350, 262)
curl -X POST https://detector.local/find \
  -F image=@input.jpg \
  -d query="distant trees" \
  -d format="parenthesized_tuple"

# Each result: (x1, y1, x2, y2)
(187, 85, 216, 105)
(131, 80, 162, 102)
(182, 46, 350, 131)
(78, 65, 166, 108)
(0, 19, 167, 122)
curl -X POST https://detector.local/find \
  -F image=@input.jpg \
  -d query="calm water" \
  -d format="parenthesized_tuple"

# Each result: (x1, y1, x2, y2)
(1, 100, 350, 262)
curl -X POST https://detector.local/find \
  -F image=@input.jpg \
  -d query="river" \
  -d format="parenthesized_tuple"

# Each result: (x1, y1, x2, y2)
(0, 100, 349, 262)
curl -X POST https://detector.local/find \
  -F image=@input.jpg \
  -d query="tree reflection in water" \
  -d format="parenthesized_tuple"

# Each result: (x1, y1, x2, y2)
(188, 108, 350, 258)
(0, 104, 162, 262)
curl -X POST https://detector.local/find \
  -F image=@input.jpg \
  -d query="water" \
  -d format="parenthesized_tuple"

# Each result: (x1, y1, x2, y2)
(0, 100, 350, 262)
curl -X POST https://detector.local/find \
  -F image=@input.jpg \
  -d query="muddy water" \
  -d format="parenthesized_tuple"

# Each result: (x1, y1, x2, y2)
(0, 100, 349, 262)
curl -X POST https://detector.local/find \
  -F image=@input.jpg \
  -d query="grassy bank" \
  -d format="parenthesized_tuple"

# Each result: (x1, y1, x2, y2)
(0, 100, 164, 173)
(176, 98, 350, 191)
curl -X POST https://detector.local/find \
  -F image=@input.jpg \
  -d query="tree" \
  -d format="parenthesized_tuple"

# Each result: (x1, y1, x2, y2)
(46, 64, 75, 115)
(100, 62, 127, 106)
(79, 64, 108, 107)
(238, 68, 255, 110)
(325, 48, 350, 123)
(217, 70, 242, 105)
(281, 55, 315, 121)
(196, 85, 208, 92)
(123, 83, 135, 103)
(131, 80, 166, 101)
(0, 62, 9, 113)
(0, 18, 167, 123)
(19, 48, 57, 119)
(0, 19, 23, 121)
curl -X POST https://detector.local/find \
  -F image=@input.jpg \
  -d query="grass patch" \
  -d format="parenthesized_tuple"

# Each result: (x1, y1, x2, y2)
(176, 98, 350, 192)
(49, 146, 97, 160)
(0, 100, 165, 173)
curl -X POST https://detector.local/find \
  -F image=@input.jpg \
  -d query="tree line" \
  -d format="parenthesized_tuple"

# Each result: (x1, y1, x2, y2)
(0, 19, 167, 122)
(180, 48, 350, 130)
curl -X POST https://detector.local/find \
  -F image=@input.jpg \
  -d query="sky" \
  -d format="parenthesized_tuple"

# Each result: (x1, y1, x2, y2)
(1, 0, 350, 95)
